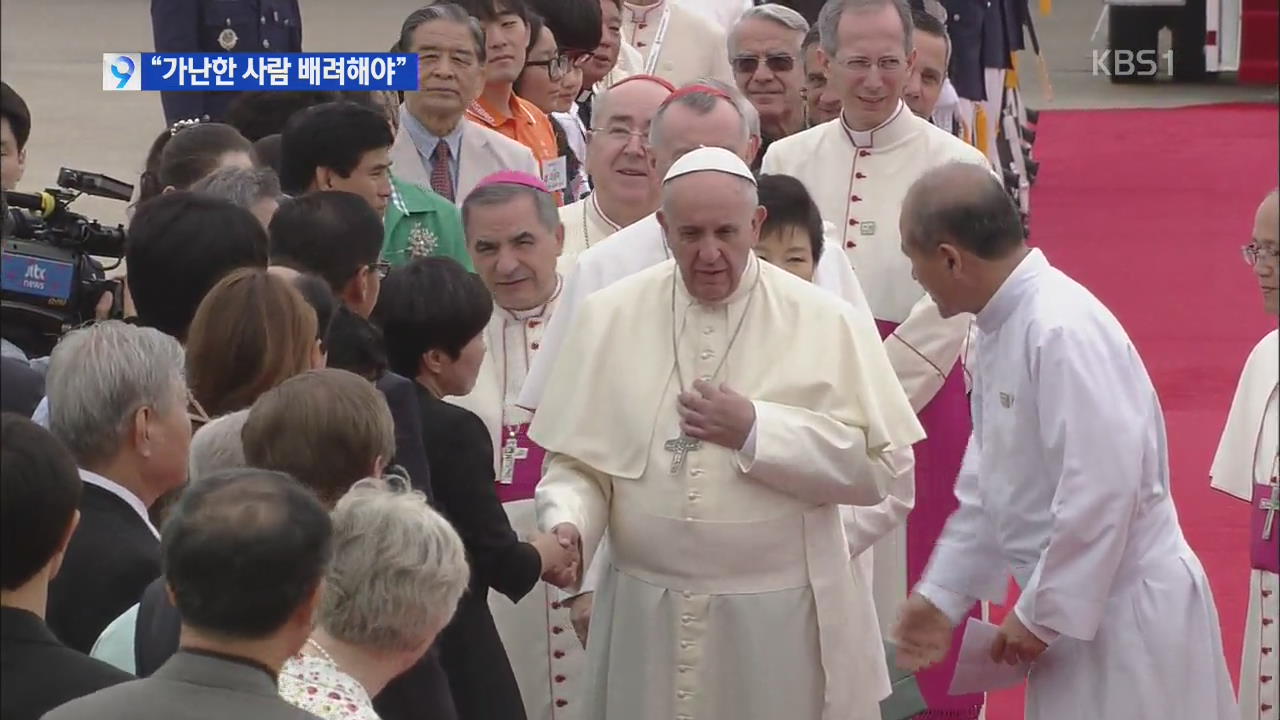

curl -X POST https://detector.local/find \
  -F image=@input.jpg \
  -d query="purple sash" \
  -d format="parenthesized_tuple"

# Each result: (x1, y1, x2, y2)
(496, 423, 547, 504)
(1251, 481, 1279, 574)
(877, 319, 983, 720)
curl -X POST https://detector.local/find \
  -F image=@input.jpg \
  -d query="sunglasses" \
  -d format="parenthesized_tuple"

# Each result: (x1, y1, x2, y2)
(732, 54, 797, 75)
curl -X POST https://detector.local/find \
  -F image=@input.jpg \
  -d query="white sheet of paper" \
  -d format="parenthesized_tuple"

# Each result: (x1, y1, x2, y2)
(947, 617, 1031, 695)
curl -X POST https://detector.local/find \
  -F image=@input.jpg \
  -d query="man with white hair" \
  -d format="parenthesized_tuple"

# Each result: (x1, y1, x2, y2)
(43, 321, 191, 654)
(618, 0, 735, 87)
(190, 165, 282, 229)
(533, 145, 922, 720)
(558, 74, 674, 268)
(728, 4, 810, 167)
(761, 4, 991, 714)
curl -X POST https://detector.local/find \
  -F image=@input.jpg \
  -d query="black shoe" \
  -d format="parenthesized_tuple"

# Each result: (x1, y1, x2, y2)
(1025, 108, 1040, 124)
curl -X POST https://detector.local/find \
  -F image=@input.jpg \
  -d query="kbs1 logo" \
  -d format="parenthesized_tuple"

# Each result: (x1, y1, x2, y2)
(1092, 49, 1174, 78)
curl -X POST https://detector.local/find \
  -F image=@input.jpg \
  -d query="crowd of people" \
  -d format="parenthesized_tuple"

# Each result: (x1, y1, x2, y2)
(0, 1, 1276, 720)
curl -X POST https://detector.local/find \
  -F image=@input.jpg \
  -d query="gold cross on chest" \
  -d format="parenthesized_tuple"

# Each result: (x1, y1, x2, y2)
(499, 436, 528, 485)
(664, 434, 701, 475)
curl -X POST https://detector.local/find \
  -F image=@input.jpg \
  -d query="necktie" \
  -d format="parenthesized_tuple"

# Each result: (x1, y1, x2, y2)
(430, 141, 454, 202)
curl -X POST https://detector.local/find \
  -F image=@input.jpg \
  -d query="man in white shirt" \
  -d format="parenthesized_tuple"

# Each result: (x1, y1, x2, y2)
(893, 162, 1237, 719)
(43, 321, 192, 654)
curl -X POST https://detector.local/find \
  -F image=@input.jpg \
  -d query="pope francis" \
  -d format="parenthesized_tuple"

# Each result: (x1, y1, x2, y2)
(531, 146, 924, 720)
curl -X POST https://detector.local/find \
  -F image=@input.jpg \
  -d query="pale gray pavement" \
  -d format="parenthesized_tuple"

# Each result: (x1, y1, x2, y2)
(1, 0, 1276, 227)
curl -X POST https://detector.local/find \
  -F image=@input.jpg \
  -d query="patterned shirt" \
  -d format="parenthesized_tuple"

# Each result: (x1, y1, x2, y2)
(279, 651, 380, 720)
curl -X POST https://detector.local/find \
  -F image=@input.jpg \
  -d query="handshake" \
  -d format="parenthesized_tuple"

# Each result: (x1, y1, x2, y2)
(532, 522, 583, 589)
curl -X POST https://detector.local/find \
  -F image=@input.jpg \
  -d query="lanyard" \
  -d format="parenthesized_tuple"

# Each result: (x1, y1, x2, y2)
(642, 7, 673, 76)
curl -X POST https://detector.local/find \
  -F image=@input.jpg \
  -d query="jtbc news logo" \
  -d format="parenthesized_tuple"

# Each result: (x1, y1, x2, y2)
(1092, 49, 1174, 78)
(103, 54, 142, 91)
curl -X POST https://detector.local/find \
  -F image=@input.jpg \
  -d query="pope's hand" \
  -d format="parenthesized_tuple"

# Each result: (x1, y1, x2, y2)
(678, 380, 756, 451)
(989, 611, 1048, 666)
(542, 523, 582, 589)
(892, 593, 954, 672)
(532, 532, 578, 586)
(564, 591, 594, 646)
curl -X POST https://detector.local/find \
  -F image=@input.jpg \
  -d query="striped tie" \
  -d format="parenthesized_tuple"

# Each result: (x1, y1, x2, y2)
(430, 141, 454, 202)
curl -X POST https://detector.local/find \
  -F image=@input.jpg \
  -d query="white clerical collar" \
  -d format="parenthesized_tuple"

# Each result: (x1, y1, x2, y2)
(499, 275, 563, 322)
(839, 101, 914, 149)
(975, 248, 1048, 334)
(623, 0, 666, 22)
(590, 193, 625, 234)
(79, 468, 160, 540)
(674, 252, 760, 309)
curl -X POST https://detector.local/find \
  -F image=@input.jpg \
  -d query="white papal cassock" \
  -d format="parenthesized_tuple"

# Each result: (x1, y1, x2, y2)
(916, 249, 1237, 719)
(446, 281, 586, 720)
(620, 1, 734, 88)
(532, 254, 925, 720)
(1210, 328, 1279, 720)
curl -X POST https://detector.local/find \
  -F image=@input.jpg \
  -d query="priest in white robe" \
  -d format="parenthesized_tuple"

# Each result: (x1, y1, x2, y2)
(893, 162, 1237, 720)
(1210, 188, 1278, 720)
(761, 4, 990, 714)
(559, 74, 674, 270)
(445, 172, 584, 720)
(675, 0, 752, 32)
(619, 0, 735, 87)
(534, 146, 924, 720)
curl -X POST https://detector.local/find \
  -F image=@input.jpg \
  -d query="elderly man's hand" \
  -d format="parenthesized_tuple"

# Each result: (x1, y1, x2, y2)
(990, 611, 1048, 665)
(678, 380, 756, 451)
(564, 591, 594, 646)
(892, 593, 955, 672)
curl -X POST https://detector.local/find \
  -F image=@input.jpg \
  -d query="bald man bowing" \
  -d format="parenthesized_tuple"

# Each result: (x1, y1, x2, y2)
(532, 147, 922, 720)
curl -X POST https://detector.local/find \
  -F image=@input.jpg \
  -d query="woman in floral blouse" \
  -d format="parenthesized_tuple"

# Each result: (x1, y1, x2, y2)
(279, 478, 470, 719)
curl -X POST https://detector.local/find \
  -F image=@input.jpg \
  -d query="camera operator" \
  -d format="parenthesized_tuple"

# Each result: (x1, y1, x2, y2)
(1, 81, 29, 192)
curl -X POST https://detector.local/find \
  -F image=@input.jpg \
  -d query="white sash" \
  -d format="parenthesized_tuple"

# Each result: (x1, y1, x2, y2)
(641, 6, 672, 76)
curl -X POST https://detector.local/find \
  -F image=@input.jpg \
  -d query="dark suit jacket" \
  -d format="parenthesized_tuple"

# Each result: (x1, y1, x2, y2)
(414, 385, 541, 720)
(47, 483, 161, 654)
(150, 0, 303, 125)
(376, 371, 434, 502)
(0, 356, 45, 417)
(43, 650, 316, 720)
(0, 607, 132, 720)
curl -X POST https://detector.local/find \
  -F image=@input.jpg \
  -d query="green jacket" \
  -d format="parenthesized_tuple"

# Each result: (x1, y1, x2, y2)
(383, 175, 472, 270)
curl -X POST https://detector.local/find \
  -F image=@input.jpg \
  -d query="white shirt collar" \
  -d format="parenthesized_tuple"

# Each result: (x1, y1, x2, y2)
(839, 100, 913, 148)
(498, 275, 563, 322)
(975, 248, 1048, 334)
(79, 468, 160, 540)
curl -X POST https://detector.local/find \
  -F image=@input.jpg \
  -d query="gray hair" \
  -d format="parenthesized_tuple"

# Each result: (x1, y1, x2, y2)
(461, 183, 561, 234)
(191, 166, 282, 211)
(320, 478, 469, 652)
(728, 4, 809, 57)
(188, 410, 249, 482)
(398, 4, 488, 63)
(47, 321, 188, 465)
(818, 0, 914, 56)
(649, 79, 758, 149)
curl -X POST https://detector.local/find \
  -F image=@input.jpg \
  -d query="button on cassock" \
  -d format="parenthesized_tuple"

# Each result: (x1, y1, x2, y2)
(699, 349, 714, 360)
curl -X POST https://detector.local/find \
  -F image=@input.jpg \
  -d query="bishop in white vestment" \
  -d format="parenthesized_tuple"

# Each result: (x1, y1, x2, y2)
(895, 163, 1237, 720)
(1210, 189, 1279, 720)
(447, 172, 585, 720)
(534, 147, 924, 720)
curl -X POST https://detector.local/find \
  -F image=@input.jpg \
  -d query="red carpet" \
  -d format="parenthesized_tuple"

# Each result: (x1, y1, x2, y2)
(984, 102, 1280, 719)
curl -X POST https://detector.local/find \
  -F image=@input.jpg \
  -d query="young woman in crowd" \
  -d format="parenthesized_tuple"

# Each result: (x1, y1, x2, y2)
(134, 121, 253, 205)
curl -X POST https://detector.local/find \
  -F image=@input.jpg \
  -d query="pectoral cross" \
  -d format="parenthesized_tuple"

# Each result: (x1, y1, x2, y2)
(664, 434, 701, 475)
(1260, 483, 1279, 541)
(499, 436, 528, 485)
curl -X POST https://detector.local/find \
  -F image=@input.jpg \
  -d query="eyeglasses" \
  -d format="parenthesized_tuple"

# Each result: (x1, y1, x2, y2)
(525, 54, 574, 81)
(590, 124, 649, 147)
(836, 55, 907, 74)
(731, 54, 797, 75)
(1243, 243, 1279, 266)
(370, 260, 392, 278)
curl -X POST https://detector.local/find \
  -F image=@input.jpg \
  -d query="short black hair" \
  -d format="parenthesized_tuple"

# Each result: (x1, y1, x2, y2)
(138, 122, 253, 203)
(0, 81, 31, 150)
(911, 8, 948, 41)
(758, 174, 824, 263)
(524, 0, 602, 53)
(269, 191, 385, 294)
(326, 306, 389, 382)
(226, 91, 343, 142)
(162, 467, 332, 639)
(279, 102, 394, 196)
(1, 413, 81, 591)
(802, 24, 822, 53)
(252, 133, 284, 175)
(903, 162, 1024, 260)
(127, 191, 270, 341)
(290, 273, 339, 352)
(373, 257, 492, 377)
(456, 0, 529, 24)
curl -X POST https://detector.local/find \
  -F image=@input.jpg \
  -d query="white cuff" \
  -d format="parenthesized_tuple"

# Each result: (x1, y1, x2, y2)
(1013, 605, 1061, 645)
(915, 581, 977, 625)
(733, 408, 759, 472)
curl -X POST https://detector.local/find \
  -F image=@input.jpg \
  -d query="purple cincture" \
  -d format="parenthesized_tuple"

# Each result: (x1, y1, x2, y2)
(497, 422, 547, 504)
(1251, 480, 1279, 574)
